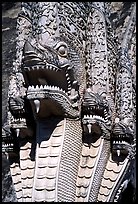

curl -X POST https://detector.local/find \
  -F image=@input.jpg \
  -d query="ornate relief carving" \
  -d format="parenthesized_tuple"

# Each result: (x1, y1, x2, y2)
(2, 2, 136, 202)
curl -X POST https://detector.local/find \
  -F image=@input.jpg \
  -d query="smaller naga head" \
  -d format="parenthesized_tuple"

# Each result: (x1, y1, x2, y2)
(2, 125, 19, 156)
(81, 88, 111, 144)
(9, 96, 25, 118)
(111, 119, 135, 162)
(2, 119, 35, 157)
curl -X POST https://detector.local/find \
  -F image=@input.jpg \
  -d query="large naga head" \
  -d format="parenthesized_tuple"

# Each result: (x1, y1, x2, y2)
(21, 2, 87, 119)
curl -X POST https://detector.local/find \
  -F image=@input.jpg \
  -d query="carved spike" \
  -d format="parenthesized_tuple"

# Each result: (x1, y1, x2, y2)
(36, 85, 39, 90)
(16, 128, 20, 137)
(34, 99, 40, 113)
(87, 123, 92, 133)
(28, 86, 31, 91)
(117, 150, 120, 157)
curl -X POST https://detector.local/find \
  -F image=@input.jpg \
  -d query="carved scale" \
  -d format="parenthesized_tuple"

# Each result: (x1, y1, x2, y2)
(2, 2, 136, 202)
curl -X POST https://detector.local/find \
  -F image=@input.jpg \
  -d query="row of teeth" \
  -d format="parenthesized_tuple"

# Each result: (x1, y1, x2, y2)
(27, 78, 78, 98)
(24, 64, 58, 72)
(113, 141, 128, 144)
(2, 144, 14, 147)
(66, 72, 72, 93)
(116, 135, 128, 138)
(87, 106, 105, 110)
(84, 114, 105, 121)
(2, 137, 13, 140)
(11, 118, 26, 123)
(29, 86, 77, 99)
(28, 85, 66, 93)
(25, 66, 72, 94)
(84, 114, 103, 118)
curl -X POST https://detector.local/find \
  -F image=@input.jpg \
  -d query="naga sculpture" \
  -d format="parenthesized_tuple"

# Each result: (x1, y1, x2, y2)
(2, 2, 136, 202)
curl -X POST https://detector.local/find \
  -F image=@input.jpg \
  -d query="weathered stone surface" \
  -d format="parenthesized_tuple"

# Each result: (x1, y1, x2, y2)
(2, 2, 136, 202)
(2, 3, 21, 202)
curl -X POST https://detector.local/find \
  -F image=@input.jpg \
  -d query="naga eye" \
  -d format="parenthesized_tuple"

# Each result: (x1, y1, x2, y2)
(58, 45, 67, 56)
(55, 42, 68, 57)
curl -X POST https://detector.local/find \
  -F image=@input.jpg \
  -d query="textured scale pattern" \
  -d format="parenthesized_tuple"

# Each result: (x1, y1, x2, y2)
(88, 140, 110, 202)
(58, 119, 82, 201)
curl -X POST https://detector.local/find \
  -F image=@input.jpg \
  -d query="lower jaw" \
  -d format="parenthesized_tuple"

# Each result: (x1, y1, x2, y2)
(27, 90, 80, 119)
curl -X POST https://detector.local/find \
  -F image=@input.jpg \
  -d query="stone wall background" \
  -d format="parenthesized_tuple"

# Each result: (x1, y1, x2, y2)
(2, 2, 136, 202)
(2, 3, 21, 202)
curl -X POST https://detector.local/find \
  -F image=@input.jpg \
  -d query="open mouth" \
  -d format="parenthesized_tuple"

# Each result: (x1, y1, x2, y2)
(2, 127, 18, 154)
(21, 49, 80, 118)
(23, 64, 69, 93)
(22, 49, 70, 93)
(2, 135, 14, 152)
(82, 90, 109, 137)
(111, 122, 134, 160)
(82, 107, 107, 143)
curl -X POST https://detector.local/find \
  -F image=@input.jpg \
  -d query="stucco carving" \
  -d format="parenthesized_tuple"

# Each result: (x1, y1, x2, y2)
(2, 2, 136, 202)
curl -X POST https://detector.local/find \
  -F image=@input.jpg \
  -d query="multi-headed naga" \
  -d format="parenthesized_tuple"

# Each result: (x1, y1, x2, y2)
(2, 2, 136, 202)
